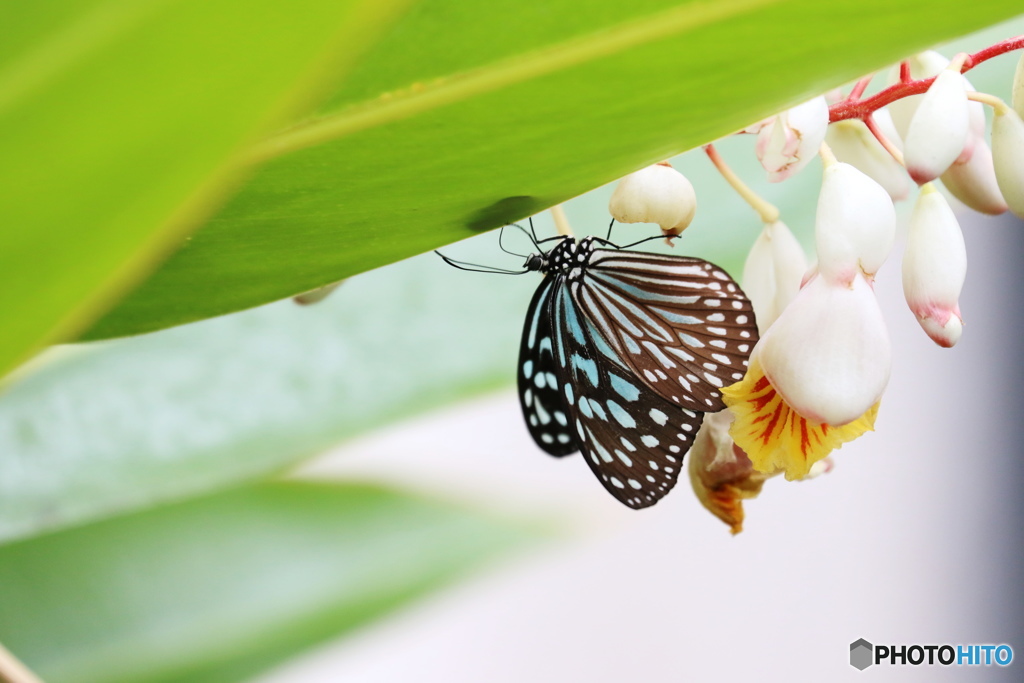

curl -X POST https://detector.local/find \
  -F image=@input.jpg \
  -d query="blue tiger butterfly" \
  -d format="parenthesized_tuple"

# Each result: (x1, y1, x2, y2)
(442, 223, 759, 508)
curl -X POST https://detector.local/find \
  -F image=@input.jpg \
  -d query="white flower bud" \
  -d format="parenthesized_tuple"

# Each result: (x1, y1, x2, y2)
(608, 163, 696, 233)
(756, 96, 830, 182)
(742, 220, 808, 333)
(901, 184, 966, 347)
(904, 68, 971, 184)
(991, 106, 1024, 220)
(825, 116, 909, 200)
(756, 273, 891, 426)
(940, 139, 1008, 216)
(887, 51, 984, 165)
(815, 161, 896, 283)
(1013, 52, 1024, 119)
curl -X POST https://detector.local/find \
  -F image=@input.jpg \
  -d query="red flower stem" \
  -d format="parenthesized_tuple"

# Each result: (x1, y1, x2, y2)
(829, 35, 1024, 123)
(848, 75, 872, 101)
(863, 115, 904, 167)
(899, 61, 911, 83)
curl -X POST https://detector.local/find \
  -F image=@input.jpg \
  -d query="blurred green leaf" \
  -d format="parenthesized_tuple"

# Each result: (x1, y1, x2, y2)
(0, 0, 410, 377)
(0, 482, 535, 683)
(85, 0, 1024, 339)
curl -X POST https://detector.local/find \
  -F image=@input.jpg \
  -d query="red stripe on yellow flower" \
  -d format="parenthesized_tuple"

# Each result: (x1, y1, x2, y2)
(721, 356, 880, 480)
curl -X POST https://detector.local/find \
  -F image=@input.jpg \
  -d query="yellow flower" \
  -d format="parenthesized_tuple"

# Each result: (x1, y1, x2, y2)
(723, 355, 879, 480)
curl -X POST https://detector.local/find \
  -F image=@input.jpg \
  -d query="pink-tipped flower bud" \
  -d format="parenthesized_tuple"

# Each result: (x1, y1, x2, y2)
(991, 105, 1024, 220)
(888, 51, 985, 165)
(608, 162, 696, 234)
(904, 68, 971, 184)
(825, 115, 909, 201)
(756, 96, 830, 182)
(940, 139, 1008, 216)
(742, 220, 808, 333)
(901, 184, 966, 348)
(757, 273, 891, 426)
(815, 160, 896, 284)
(888, 51, 952, 136)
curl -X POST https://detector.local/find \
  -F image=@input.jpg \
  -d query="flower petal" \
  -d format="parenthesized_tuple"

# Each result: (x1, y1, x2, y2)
(741, 220, 808, 333)
(902, 184, 967, 347)
(904, 69, 971, 184)
(686, 411, 770, 535)
(815, 161, 895, 282)
(723, 356, 879, 480)
(825, 117, 909, 201)
(991, 106, 1024, 220)
(940, 139, 1008, 216)
(756, 274, 891, 426)
(757, 97, 829, 182)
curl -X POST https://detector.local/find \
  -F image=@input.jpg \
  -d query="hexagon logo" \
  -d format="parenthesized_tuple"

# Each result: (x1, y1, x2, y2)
(850, 638, 874, 670)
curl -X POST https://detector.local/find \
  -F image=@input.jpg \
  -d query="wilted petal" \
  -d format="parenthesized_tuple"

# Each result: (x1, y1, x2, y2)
(904, 69, 971, 184)
(742, 220, 808, 333)
(991, 106, 1024, 220)
(940, 139, 1008, 216)
(815, 161, 896, 283)
(755, 273, 891, 426)
(723, 354, 880, 480)
(608, 162, 697, 233)
(756, 96, 829, 182)
(825, 117, 909, 200)
(902, 184, 967, 347)
(687, 411, 771, 535)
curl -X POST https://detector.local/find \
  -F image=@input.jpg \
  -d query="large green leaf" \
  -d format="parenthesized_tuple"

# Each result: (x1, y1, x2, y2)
(84, 0, 1023, 339)
(0, 122, 833, 543)
(0, 0, 410, 377)
(0, 482, 535, 683)
(1, 17, 1020, 545)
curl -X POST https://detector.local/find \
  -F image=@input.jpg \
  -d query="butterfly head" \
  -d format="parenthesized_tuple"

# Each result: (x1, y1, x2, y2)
(524, 236, 601, 279)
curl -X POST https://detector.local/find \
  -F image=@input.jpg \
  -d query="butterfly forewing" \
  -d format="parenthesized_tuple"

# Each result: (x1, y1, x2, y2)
(517, 277, 579, 456)
(552, 280, 704, 508)
(578, 249, 759, 412)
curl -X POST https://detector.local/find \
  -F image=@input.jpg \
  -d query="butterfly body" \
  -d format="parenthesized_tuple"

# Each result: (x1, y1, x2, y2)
(517, 235, 758, 509)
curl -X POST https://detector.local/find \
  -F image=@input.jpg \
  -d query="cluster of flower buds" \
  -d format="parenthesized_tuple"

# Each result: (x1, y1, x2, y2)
(604, 38, 1023, 531)
(724, 151, 894, 480)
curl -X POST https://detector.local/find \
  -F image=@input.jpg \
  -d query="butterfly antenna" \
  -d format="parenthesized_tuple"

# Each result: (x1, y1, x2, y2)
(498, 225, 528, 258)
(434, 250, 528, 275)
(606, 218, 615, 241)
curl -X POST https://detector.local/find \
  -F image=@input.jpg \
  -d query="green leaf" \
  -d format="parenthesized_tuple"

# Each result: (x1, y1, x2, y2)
(0, 250, 523, 543)
(2, 16, 1021, 544)
(0, 482, 535, 683)
(84, 0, 1024, 339)
(0, 0, 410, 377)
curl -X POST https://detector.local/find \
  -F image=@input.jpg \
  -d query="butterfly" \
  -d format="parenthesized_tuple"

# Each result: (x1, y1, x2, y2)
(440, 224, 759, 509)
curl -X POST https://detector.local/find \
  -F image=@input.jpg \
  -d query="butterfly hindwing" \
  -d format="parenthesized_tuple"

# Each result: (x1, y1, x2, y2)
(517, 277, 579, 457)
(551, 280, 704, 508)
(578, 248, 760, 413)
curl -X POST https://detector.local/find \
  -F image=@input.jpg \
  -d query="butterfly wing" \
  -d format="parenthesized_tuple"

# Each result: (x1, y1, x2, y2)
(550, 279, 704, 508)
(578, 249, 759, 413)
(518, 276, 579, 457)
